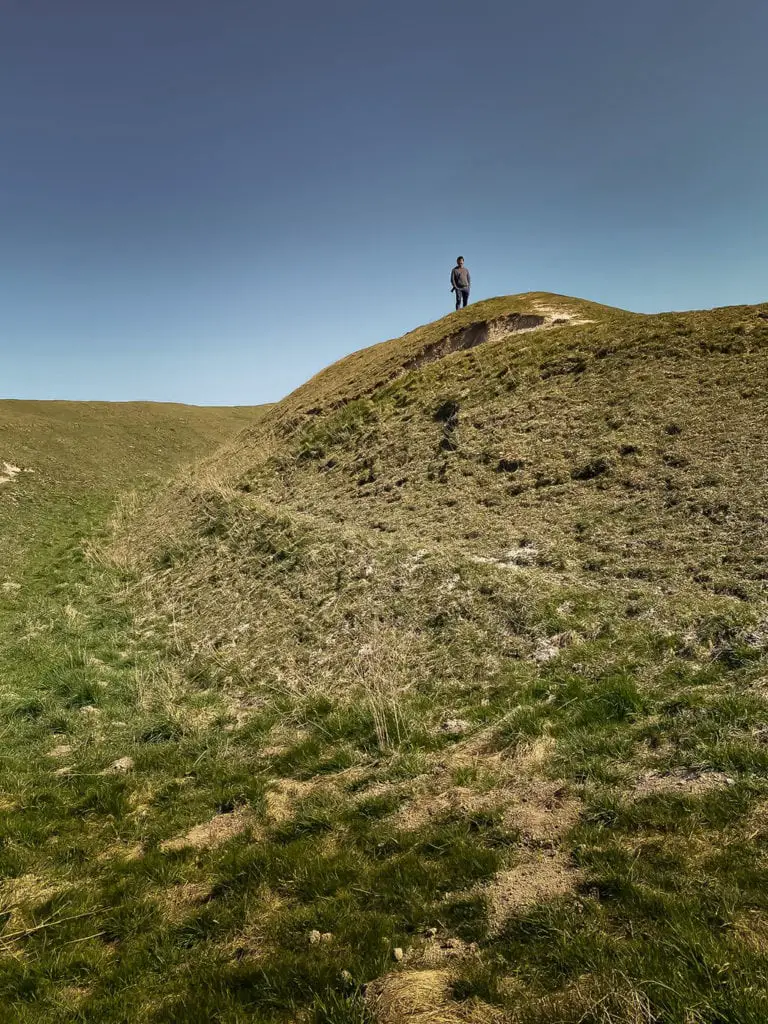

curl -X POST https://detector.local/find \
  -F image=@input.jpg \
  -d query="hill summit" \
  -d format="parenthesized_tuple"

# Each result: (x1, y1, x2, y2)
(121, 291, 768, 687)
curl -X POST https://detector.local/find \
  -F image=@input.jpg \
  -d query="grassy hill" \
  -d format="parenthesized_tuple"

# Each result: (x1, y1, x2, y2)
(0, 399, 265, 487)
(0, 400, 266, 575)
(2, 296, 768, 1023)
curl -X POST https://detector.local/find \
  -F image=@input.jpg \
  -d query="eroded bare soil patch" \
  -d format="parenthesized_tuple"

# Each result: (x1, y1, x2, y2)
(160, 807, 254, 852)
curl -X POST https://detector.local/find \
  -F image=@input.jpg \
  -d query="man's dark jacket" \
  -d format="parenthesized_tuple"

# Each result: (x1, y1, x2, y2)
(451, 265, 471, 290)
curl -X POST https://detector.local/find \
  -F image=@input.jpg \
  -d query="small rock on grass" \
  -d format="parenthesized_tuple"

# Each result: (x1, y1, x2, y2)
(440, 718, 470, 736)
(309, 930, 333, 945)
(107, 756, 135, 773)
(393, 947, 404, 962)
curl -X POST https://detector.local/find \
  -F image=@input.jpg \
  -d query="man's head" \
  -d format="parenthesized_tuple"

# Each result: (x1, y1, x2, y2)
(457, 257, 464, 267)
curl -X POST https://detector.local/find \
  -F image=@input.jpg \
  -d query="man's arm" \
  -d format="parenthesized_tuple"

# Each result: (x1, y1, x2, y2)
(467, 270, 471, 288)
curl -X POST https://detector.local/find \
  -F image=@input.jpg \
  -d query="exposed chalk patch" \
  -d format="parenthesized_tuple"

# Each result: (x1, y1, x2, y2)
(0, 462, 22, 485)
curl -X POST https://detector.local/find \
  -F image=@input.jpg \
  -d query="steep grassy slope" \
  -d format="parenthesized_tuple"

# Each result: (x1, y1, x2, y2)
(3, 297, 768, 1023)
(119, 293, 768, 702)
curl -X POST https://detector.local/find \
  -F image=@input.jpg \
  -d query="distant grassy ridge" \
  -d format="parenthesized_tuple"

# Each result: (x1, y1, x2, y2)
(0, 399, 267, 489)
(0, 400, 266, 577)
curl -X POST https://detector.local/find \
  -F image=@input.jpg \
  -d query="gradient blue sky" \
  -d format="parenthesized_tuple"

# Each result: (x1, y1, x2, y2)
(2, 1, 767, 405)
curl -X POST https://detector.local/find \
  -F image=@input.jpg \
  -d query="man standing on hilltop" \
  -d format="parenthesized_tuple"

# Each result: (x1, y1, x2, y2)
(450, 256, 471, 310)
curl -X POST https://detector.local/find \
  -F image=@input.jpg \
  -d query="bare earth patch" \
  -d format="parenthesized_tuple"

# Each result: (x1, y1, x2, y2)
(264, 778, 317, 823)
(156, 881, 213, 923)
(0, 874, 69, 930)
(484, 851, 580, 932)
(393, 762, 579, 849)
(406, 935, 478, 968)
(160, 807, 253, 852)
(47, 744, 73, 759)
(502, 780, 580, 845)
(532, 300, 596, 327)
(97, 842, 144, 863)
(634, 768, 735, 797)
(392, 785, 494, 831)
(531, 633, 573, 664)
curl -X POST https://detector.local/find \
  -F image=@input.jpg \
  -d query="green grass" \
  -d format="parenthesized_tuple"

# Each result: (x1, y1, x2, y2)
(3, 296, 768, 1021)
(0, 544, 517, 1021)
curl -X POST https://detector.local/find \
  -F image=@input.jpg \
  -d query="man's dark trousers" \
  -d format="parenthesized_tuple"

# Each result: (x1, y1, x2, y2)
(455, 288, 470, 310)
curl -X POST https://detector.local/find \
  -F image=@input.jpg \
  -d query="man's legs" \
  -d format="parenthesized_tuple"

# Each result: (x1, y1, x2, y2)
(455, 288, 462, 310)
(461, 288, 470, 308)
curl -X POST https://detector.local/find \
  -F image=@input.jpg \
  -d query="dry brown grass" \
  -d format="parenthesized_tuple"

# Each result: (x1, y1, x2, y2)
(159, 807, 254, 852)
(367, 937, 508, 1024)
(264, 778, 318, 823)
(513, 975, 657, 1024)
(367, 967, 508, 1024)
(96, 842, 144, 864)
(46, 743, 73, 759)
(392, 728, 579, 847)
(155, 881, 214, 924)
(0, 875, 70, 932)
(731, 910, 768, 953)
(271, 292, 614, 427)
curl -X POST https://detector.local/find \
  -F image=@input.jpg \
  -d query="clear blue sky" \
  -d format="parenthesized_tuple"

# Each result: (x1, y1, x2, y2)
(2, 1, 766, 405)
